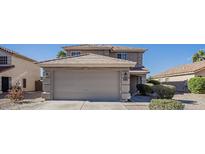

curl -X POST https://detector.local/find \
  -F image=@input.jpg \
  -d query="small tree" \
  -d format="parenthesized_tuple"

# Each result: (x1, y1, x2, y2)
(57, 50, 66, 58)
(6, 85, 24, 103)
(192, 50, 205, 63)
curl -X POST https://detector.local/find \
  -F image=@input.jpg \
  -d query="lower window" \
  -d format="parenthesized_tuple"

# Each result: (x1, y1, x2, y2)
(23, 78, 27, 88)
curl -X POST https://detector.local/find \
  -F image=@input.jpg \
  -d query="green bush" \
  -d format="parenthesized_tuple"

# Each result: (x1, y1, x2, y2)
(152, 84, 176, 99)
(136, 84, 153, 96)
(188, 77, 205, 94)
(147, 79, 160, 85)
(149, 99, 184, 110)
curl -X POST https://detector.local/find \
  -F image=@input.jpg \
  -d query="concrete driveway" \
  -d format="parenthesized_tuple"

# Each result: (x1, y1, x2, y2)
(33, 101, 148, 110)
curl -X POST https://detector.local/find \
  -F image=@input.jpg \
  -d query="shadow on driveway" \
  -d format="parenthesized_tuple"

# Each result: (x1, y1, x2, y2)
(131, 95, 152, 103)
(175, 99, 198, 104)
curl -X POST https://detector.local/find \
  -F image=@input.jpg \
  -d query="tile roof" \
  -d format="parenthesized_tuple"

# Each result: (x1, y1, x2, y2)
(0, 46, 37, 62)
(63, 44, 147, 52)
(39, 53, 136, 68)
(153, 60, 205, 78)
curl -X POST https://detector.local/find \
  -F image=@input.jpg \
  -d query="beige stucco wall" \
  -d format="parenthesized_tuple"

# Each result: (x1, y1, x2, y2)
(42, 67, 131, 101)
(0, 55, 40, 91)
(109, 52, 143, 67)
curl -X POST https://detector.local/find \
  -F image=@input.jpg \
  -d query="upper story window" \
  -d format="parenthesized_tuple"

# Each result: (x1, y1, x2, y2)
(71, 51, 81, 57)
(117, 53, 128, 60)
(0, 56, 8, 64)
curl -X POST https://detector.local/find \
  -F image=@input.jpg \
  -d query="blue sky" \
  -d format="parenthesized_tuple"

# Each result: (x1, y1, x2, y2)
(1, 44, 205, 76)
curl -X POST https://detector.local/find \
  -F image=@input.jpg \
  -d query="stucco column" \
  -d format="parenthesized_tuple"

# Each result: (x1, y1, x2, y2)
(120, 70, 131, 101)
(42, 69, 53, 100)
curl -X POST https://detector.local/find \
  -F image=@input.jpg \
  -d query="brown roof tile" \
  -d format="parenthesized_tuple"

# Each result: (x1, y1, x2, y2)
(153, 60, 205, 78)
(39, 53, 136, 68)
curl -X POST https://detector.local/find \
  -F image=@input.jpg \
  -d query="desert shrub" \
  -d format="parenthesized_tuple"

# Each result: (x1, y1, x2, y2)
(6, 85, 24, 103)
(149, 99, 184, 110)
(152, 84, 176, 99)
(136, 84, 153, 95)
(147, 79, 160, 85)
(188, 77, 205, 94)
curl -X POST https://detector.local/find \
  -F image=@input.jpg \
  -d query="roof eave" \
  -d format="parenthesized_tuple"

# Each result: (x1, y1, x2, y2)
(63, 46, 148, 53)
(153, 72, 195, 79)
(130, 70, 150, 75)
(193, 67, 205, 74)
(40, 63, 136, 68)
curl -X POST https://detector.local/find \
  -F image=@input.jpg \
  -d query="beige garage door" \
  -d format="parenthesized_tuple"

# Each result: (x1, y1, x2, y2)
(54, 70, 120, 101)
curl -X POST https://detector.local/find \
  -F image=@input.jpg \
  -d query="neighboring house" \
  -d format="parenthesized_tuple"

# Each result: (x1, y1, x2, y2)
(0, 46, 40, 93)
(153, 60, 205, 92)
(40, 44, 149, 101)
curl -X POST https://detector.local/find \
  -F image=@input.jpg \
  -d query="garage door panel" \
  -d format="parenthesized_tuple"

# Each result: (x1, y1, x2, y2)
(54, 70, 120, 101)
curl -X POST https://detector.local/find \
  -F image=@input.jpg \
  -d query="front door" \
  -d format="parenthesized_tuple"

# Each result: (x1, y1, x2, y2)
(2, 77, 10, 92)
(130, 76, 143, 95)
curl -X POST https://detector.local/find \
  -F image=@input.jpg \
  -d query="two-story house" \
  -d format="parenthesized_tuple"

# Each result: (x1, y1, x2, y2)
(40, 45, 149, 101)
(0, 46, 40, 93)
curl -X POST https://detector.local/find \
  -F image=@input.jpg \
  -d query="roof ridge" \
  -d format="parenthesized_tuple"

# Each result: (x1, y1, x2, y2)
(0, 46, 16, 54)
(38, 53, 90, 63)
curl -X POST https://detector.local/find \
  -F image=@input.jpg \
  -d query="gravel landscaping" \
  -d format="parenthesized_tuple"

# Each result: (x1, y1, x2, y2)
(0, 92, 45, 110)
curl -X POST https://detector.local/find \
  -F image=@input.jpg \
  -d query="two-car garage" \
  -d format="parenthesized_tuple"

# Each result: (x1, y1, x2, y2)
(40, 54, 136, 101)
(54, 70, 120, 101)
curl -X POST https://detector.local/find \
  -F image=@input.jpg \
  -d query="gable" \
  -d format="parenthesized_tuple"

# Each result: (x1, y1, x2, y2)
(0, 46, 36, 63)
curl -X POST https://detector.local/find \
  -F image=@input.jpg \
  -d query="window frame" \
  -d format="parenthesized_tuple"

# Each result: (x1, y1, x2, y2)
(71, 51, 81, 57)
(117, 52, 128, 60)
(0, 56, 8, 64)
